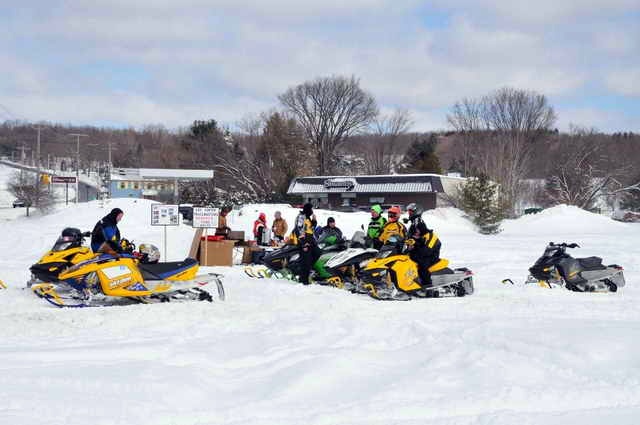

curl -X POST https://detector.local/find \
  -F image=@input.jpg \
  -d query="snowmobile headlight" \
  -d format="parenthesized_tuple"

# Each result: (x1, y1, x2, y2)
(359, 260, 371, 268)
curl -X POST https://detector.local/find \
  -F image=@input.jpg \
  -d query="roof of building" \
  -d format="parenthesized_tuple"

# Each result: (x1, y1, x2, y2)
(110, 168, 214, 181)
(287, 174, 456, 194)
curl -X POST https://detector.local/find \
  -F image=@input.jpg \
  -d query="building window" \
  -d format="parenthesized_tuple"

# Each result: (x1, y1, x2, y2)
(159, 184, 165, 191)
(133, 182, 139, 190)
(119, 182, 126, 190)
(370, 197, 385, 203)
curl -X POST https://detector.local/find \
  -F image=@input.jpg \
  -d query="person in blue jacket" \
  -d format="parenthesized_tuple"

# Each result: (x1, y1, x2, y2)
(91, 208, 124, 255)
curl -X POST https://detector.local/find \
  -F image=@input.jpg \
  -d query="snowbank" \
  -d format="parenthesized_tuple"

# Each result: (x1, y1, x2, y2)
(501, 204, 628, 236)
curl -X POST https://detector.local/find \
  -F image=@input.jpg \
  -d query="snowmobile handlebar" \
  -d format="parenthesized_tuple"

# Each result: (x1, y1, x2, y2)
(548, 242, 580, 249)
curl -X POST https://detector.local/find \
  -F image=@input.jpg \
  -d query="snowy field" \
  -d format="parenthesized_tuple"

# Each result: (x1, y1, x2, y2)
(0, 164, 639, 425)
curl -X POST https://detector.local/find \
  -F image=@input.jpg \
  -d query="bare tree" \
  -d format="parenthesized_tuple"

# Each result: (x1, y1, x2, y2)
(364, 108, 412, 174)
(8, 171, 55, 216)
(279, 75, 378, 175)
(546, 127, 640, 210)
(447, 87, 556, 215)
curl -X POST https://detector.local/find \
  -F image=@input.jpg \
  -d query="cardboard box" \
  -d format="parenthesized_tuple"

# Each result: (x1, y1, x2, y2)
(199, 240, 236, 266)
(242, 246, 263, 264)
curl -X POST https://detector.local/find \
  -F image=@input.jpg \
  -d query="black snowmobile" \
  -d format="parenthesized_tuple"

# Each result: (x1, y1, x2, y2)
(521, 242, 625, 292)
(244, 233, 347, 280)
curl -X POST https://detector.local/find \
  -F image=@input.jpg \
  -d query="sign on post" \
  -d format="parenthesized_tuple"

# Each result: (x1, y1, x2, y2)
(51, 176, 77, 184)
(192, 207, 219, 228)
(151, 204, 180, 226)
(150, 204, 180, 261)
(51, 176, 77, 205)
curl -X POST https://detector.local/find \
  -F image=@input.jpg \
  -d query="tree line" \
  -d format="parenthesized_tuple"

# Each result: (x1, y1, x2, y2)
(1, 75, 639, 217)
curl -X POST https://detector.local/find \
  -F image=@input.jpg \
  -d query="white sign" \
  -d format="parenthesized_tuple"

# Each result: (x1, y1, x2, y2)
(192, 207, 219, 228)
(151, 204, 179, 226)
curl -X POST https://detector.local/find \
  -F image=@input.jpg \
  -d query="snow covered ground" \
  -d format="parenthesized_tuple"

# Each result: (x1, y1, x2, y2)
(1, 163, 639, 425)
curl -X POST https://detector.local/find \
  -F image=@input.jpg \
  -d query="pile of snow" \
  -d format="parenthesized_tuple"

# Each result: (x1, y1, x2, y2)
(502, 204, 627, 236)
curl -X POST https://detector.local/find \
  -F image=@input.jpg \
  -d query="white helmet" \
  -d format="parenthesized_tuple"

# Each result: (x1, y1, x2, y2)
(138, 243, 160, 264)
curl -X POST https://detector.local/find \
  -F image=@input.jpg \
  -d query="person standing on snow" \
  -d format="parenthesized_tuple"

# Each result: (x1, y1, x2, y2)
(91, 208, 124, 255)
(253, 212, 268, 246)
(367, 204, 387, 249)
(405, 203, 441, 288)
(290, 203, 319, 285)
(271, 211, 288, 244)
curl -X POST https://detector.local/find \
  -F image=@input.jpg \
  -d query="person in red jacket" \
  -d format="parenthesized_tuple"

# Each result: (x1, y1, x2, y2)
(253, 212, 268, 246)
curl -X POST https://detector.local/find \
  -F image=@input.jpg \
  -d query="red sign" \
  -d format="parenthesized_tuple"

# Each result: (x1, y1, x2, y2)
(51, 176, 77, 184)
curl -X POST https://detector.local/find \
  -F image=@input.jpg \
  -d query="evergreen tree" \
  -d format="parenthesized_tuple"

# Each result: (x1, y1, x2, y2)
(459, 174, 506, 234)
(399, 134, 442, 174)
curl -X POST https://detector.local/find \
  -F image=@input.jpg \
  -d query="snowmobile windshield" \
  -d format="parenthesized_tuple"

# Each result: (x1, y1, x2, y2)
(318, 233, 339, 246)
(350, 231, 366, 248)
(52, 236, 80, 252)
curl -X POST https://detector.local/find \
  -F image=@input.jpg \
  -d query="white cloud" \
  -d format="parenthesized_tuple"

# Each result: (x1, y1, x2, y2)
(0, 1, 638, 131)
(605, 69, 640, 97)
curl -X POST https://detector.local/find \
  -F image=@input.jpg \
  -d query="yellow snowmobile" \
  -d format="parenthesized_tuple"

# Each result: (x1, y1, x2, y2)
(358, 251, 474, 301)
(31, 243, 224, 308)
(28, 228, 96, 287)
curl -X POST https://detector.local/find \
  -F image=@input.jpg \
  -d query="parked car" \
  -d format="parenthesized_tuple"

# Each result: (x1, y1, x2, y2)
(13, 199, 28, 208)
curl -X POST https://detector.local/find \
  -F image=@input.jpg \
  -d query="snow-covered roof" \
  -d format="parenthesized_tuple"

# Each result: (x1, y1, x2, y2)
(111, 168, 214, 181)
(287, 174, 449, 194)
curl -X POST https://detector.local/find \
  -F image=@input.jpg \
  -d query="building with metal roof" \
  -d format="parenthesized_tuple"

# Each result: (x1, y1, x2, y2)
(287, 174, 466, 210)
(110, 168, 214, 200)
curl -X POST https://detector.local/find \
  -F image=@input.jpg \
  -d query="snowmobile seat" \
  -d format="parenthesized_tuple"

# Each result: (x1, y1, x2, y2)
(139, 258, 198, 280)
(431, 267, 454, 275)
(577, 256, 606, 271)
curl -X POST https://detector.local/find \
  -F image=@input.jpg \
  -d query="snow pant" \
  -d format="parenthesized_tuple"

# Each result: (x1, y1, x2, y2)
(299, 243, 320, 285)
(410, 245, 440, 287)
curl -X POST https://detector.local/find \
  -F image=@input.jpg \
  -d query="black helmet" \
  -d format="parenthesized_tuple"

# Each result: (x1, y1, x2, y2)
(302, 203, 313, 217)
(406, 203, 423, 219)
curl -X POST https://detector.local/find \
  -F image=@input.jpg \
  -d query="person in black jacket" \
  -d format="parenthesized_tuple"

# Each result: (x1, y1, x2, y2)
(292, 203, 320, 285)
(91, 208, 124, 255)
(405, 203, 441, 287)
(318, 217, 343, 244)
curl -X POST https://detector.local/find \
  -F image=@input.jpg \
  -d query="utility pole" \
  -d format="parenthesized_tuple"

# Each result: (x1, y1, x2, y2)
(35, 125, 41, 172)
(35, 125, 42, 207)
(69, 133, 88, 203)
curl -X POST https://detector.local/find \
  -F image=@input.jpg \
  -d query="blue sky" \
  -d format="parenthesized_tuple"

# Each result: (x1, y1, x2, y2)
(1, 0, 638, 132)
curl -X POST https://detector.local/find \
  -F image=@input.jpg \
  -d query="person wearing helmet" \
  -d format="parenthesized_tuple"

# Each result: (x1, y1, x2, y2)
(405, 203, 441, 287)
(378, 206, 407, 247)
(290, 203, 320, 285)
(367, 204, 387, 249)
(253, 212, 269, 246)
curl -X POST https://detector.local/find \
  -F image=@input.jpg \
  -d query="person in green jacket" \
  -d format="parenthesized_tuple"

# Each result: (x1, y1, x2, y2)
(366, 204, 387, 249)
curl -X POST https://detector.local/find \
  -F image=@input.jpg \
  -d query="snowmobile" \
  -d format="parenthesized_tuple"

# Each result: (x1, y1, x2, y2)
(244, 232, 347, 282)
(358, 245, 474, 300)
(319, 231, 395, 290)
(509, 242, 625, 292)
(313, 231, 379, 289)
(31, 242, 224, 308)
(28, 228, 96, 287)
